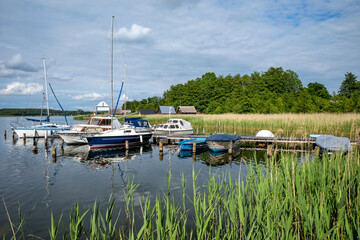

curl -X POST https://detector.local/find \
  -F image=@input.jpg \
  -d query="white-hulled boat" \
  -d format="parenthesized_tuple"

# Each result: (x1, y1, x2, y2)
(12, 58, 70, 138)
(84, 16, 153, 150)
(86, 127, 152, 149)
(154, 119, 193, 135)
(57, 116, 118, 144)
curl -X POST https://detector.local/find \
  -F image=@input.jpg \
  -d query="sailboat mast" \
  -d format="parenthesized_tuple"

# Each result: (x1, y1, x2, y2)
(124, 64, 127, 113)
(42, 58, 50, 117)
(111, 16, 114, 116)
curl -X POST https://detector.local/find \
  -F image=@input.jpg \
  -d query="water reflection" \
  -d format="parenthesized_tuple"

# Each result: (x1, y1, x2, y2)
(63, 144, 153, 163)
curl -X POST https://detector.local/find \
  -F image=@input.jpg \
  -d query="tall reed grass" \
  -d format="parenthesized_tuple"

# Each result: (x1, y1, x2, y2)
(4, 150, 360, 239)
(145, 113, 360, 138)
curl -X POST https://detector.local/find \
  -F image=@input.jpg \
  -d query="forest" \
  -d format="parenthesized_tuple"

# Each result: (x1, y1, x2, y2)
(123, 67, 360, 114)
(0, 108, 90, 116)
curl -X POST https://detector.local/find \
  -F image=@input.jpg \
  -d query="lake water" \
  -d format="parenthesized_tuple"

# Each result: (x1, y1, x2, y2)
(0, 116, 272, 238)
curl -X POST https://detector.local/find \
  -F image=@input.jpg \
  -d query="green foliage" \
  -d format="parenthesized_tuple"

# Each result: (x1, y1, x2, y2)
(339, 72, 360, 98)
(0, 108, 90, 116)
(123, 68, 359, 113)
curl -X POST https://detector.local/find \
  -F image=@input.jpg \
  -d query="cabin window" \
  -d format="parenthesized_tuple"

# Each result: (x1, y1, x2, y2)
(175, 125, 179, 129)
(100, 119, 111, 126)
(124, 130, 131, 133)
(180, 121, 184, 126)
(91, 119, 101, 125)
(163, 125, 168, 129)
(173, 120, 178, 123)
(170, 125, 175, 129)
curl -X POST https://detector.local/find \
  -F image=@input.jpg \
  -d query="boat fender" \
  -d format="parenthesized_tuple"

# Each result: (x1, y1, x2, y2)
(50, 130, 53, 135)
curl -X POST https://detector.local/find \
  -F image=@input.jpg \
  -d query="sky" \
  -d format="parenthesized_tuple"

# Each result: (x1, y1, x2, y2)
(0, 0, 359, 111)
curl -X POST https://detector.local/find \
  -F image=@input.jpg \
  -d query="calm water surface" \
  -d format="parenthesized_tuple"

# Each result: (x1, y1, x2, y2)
(0, 116, 271, 238)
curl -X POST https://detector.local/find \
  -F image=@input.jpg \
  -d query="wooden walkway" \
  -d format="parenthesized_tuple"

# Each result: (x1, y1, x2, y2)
(153, 134, 360, 149)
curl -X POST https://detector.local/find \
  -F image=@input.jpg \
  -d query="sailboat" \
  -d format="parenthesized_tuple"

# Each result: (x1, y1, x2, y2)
(12, 58, 71, 138)
(86, 16, 152, 149)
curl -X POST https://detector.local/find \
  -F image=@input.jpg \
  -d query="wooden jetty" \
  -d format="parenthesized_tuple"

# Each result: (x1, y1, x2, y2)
(153, 134, 360, 152)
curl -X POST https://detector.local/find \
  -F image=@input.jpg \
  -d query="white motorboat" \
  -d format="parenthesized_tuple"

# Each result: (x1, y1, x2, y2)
(57, 116, 118, 144)
(154, 119, 193, 135)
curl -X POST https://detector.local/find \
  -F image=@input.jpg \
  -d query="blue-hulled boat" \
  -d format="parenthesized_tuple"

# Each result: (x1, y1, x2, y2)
(178, 138, 207, 151)
(86, 128, 152, 149)
(206, 134, 241, 152)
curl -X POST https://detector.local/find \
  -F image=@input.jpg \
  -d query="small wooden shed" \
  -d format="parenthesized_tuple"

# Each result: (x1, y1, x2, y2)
(177, 106, 197, 114)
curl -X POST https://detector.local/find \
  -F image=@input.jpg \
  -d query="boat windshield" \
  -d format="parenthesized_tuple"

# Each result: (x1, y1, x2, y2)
(91, 119, 101, 125)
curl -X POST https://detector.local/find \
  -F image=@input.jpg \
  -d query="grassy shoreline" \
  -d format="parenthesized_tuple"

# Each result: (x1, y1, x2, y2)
(74, 113, 360, 138)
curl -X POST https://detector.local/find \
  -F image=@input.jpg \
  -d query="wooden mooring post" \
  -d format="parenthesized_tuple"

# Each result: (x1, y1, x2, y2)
(159, 142, 163, 152)
(228, 140, 233, 154)
(32, 144, 38, 154)
(267, 144, 273, 156)
(125, 140, 129, 150)
(23, 133, 26, 145)
(52, 148, 56, 162)
(12, 131, 15, 141)
(44, 131, 48, 148)
(192, 142, 196, 153)
(4, 130, 6, 139)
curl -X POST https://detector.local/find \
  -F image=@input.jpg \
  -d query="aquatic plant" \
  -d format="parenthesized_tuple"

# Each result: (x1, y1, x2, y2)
(145, 113, 360, 138)
(3, 149, 360, 239)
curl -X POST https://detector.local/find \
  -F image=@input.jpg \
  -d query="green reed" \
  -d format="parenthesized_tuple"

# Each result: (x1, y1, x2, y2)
(144, 113, 360, 138)
(3, 150, 360, 239)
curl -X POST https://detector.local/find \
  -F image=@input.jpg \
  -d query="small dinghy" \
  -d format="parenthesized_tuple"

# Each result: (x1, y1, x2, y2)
(178, 138, 207, 151)
(206, 134, 241, 152)
(315, 135, 351, 154)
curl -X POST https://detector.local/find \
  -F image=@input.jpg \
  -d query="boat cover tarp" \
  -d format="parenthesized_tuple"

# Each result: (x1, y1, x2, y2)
(315, 135, 352, 152)
(25, 116, 50, 122)
(206, 134, 241, 142)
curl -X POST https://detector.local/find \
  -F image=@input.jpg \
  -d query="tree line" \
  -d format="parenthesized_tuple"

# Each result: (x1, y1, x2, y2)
(123, 67, 359, 114)
(0, 108, 91, 116)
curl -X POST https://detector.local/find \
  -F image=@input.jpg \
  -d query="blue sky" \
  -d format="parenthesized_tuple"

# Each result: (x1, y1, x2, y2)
(0, 0, 359, 111)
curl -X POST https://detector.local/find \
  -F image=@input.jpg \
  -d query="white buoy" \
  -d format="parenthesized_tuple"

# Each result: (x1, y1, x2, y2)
(256, 130, 275, 138)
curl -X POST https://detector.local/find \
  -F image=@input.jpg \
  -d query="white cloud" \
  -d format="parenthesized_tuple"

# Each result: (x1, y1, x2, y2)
(0, 82, 43, 95)
(73, 93, 107, 101)
(118, 24, 151, 42)
(0, 0, 359, 109)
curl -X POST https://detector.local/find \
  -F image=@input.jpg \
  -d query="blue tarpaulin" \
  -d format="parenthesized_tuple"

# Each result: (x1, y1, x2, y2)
(206, 134, 241, 142)
(315, 135, 351, 152)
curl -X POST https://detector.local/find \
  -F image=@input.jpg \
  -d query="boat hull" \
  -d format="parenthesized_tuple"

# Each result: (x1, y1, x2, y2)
(154, 129, 193, 136)
(178, 138, 207, 151)
(87, 132, 152, 149)
(13, 125, 70, 138)
(57, 132, 91, 144)
(206, 139, 241, 152)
